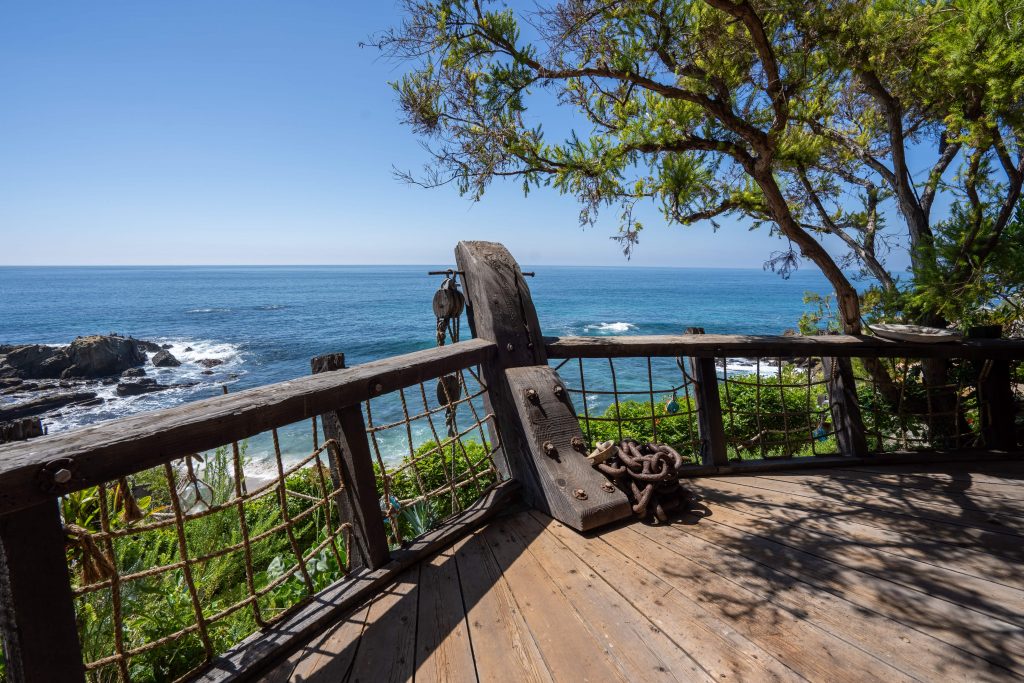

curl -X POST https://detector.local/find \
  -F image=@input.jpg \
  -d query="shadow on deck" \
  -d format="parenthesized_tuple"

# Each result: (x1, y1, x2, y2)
(261, 460, 1024, 682)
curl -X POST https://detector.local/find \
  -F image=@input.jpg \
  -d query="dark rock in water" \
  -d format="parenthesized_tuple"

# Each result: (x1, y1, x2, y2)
(116, 379, 170, 396)
(62, 335, 148, 379)
(135, 339, 163, 353)
(184, 346, 193, 352)
(0, 344, 72, 379)
(201, 370, 214, 375)
(0, 417, 44, 443)
(77, 397, 106, 407)
(1, 382, 36, 395)
(196, 358, 224, 368)
(152, 350, 181, 367)
(122, 367, 147, 378)
(161, 343, 173, 349)
(0, 378, 22, 389)
(0, 392, 97, 421)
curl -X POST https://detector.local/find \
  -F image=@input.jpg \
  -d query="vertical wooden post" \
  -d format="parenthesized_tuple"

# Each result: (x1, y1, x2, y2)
(311, 354, 390, 570)
(685, 328, 729, 468)
(456, 241, 630, 530)
(0, 501, 86, 683)
(969, 327, 1018, 451)
(455, 241, 546, 484)
(822, 356, 869, 457)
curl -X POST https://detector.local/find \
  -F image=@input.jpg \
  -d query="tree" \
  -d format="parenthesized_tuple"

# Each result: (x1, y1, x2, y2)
(374, 0, 1024, 335)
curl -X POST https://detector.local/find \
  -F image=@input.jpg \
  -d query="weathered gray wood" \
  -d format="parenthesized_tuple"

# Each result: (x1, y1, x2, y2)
(455, 240, 546, 482)
(822, 356, 869, 458)
(193, 479, 519, 683)
(311, 353, 390, 571)
(545, 334, 1024, 361)
(504, 365, 630, 531)
(686, 328, 729, 467)
(0, 339, 495, 516)
(0, 501, 86, 683)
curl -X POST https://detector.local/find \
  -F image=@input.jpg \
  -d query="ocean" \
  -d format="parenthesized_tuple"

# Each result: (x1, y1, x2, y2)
(0, 265, 832, 472)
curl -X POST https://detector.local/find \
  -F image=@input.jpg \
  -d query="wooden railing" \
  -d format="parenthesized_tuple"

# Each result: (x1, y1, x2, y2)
(546, 331, 1023, 471)
(0, 240, 1022, 683)
(0, 339, 524, 683)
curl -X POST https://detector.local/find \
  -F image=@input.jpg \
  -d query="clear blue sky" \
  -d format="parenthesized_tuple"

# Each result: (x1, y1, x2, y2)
(1, 1, 913, 270)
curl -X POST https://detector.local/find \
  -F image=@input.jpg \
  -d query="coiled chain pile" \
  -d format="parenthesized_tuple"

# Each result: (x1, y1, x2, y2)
(594, 440, 688, 522)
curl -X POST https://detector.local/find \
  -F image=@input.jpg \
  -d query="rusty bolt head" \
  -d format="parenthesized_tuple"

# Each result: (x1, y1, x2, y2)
(54, 468, 72, 485)
(573, 488, 588, 500)
(372, 382, 384, 395)
(542, 441, 558, 457)
(506, 343, 515, 352)
(570, 436, 586, 452)
(601, 481, 615, 493)
(553, 383, 565, 398)
(525, 388, 539, 403)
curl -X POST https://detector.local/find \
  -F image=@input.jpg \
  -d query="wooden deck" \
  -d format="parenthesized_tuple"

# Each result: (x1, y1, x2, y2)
(262, 460, 1024, 682)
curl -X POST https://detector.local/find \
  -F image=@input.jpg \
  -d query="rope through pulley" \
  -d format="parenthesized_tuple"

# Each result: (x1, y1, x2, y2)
(431, 272, 466, 508)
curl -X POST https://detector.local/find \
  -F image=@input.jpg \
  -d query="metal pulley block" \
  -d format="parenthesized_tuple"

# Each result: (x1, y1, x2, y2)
(436, 373, 462, 405)
(432, 277, 465, 319)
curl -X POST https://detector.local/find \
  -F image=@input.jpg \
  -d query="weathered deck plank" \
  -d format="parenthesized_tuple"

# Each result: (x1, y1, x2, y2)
(257, 461, 1024, 683)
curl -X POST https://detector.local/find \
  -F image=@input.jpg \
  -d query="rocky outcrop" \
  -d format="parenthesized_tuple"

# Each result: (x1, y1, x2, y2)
(122, 367, 147, 378)
(115, 378, 168, 396)
(0, 345, 72, 379)
(0, 392, 97, 421)
(0, 418, 43, 444)
(0, 335, 161, 380)
(135, 339, 163, 353)
(62, 335, 147, 379)
(196, 358, 224, 368)
(152, 350, 181, 367)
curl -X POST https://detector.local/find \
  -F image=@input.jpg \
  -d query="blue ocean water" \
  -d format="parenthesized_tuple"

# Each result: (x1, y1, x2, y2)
(0, 265, 831, 469)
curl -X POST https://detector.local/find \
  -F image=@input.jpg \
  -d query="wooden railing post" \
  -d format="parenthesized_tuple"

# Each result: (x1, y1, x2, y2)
(0, 501, 86, 683)
(311, 354, 390, 570)
(969, 327, 1018, 451)
(685, 328, 729, 468)
(456, 241, 630, 531)
(822, 356, 869, 457)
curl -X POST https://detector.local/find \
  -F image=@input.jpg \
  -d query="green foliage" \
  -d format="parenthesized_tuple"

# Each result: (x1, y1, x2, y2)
(376, 438, 497, 544)
(798, 292, 840, 335)
(62, 445, 348, 683)
(379, 0, 1024, 334)
(582, 365, 838, 461)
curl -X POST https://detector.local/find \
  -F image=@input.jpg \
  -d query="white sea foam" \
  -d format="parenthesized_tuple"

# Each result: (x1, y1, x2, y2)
(40, 338, 246, 434)
(186, 308, 231, 314)
(584, 322, 636, 334)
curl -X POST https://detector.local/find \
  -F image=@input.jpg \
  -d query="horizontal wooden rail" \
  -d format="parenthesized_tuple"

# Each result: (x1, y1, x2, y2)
(544, 334, 1024, 361)
(0, 339, 496, 516)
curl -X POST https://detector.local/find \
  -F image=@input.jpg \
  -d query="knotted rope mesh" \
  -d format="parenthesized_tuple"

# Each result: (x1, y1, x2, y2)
(60, 361, 502, 682)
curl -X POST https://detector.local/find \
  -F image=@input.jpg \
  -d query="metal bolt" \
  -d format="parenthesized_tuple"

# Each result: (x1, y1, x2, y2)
(542, 441, 558, 457)
(570, 436, 585, 452)
(601, 481, 616, 493)
(506, 343, 514, 352)
(373, 382, 384, 394)
(573, 488, 588, 500)
(553, 384, 565, 399)
(54, 468, 72, 485)
(526, 388, 539, 404)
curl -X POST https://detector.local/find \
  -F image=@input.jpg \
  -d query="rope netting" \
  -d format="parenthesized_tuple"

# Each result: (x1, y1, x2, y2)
(364, 364, 503, 548)
(717, 356, 839, 459)
(64, 418, 352, 683)
(61, 363, 502, 683)
(554, 353, 1007, 462)
(552, 356, 702, 461)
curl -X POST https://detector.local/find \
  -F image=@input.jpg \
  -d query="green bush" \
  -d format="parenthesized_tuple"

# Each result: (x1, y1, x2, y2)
(376, 438, 498, 545)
